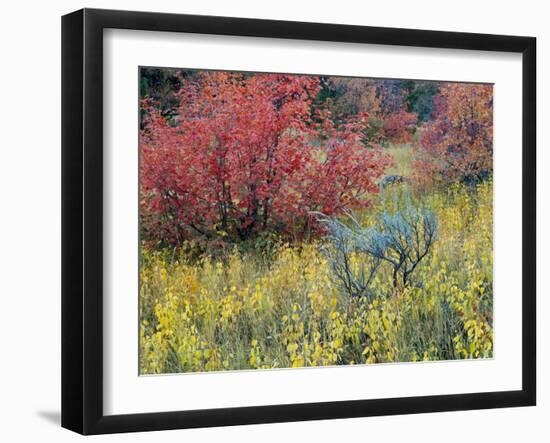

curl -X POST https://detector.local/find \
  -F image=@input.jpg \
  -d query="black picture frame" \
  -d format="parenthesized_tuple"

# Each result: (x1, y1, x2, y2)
(62, 8, 536, 435)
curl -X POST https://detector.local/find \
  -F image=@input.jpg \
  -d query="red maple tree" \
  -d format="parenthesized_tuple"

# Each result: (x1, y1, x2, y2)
(140, 72, 392, 246)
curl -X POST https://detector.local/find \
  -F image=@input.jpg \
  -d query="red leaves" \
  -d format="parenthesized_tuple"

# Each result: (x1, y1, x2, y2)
(414, 83, 493, 185)
(140, 72, 391, 246)
(382, 109, 417, 144)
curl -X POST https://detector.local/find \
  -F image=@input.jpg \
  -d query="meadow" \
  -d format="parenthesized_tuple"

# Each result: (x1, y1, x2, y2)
(140, 149, 493, 374)
(139, 71, 493, 374)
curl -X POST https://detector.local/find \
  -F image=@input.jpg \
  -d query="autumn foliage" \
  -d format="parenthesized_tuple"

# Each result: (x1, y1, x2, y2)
(415, 83, 493, 184)
(140, 72, 392, 246)
(139, 69, 495, 373)
(381, 109, 418, 144)
(321, 77, 418, 145)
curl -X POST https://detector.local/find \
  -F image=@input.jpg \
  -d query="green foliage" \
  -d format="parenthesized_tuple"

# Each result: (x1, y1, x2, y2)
(401, 80, 440, 121)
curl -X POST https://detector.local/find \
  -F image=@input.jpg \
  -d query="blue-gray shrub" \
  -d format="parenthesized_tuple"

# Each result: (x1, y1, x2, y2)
(318, 215, 381, 299)
(317, 205, 437, 298)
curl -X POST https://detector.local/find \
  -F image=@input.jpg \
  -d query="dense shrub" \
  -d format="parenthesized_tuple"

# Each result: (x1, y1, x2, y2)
(140, 72, 392, 247)
(415, 83, 493, 185)
(321, 77, 419, 146)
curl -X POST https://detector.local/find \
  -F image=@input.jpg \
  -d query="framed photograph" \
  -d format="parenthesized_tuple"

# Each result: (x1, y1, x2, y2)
(62, 8, 536, 435)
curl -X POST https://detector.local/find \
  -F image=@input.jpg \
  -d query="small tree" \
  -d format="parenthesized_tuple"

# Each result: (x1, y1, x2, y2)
(415, 83, 493, 185)
(318, 213, 381, 299)
(373, 208, 438, 288)
(140, 72, 392, 247)
(319, 205, 437, 298)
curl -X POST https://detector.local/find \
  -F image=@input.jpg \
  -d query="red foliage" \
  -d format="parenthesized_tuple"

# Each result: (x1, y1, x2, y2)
(414, 83, 493, 184)
(140, 72, 392, 246)
(382, 109, 418, 144)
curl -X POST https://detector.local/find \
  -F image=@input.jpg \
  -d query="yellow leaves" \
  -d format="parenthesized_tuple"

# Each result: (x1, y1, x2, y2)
(139, 181, 494, 374)
(382, 316, 391, 332)
(286, 342, 299, 353)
